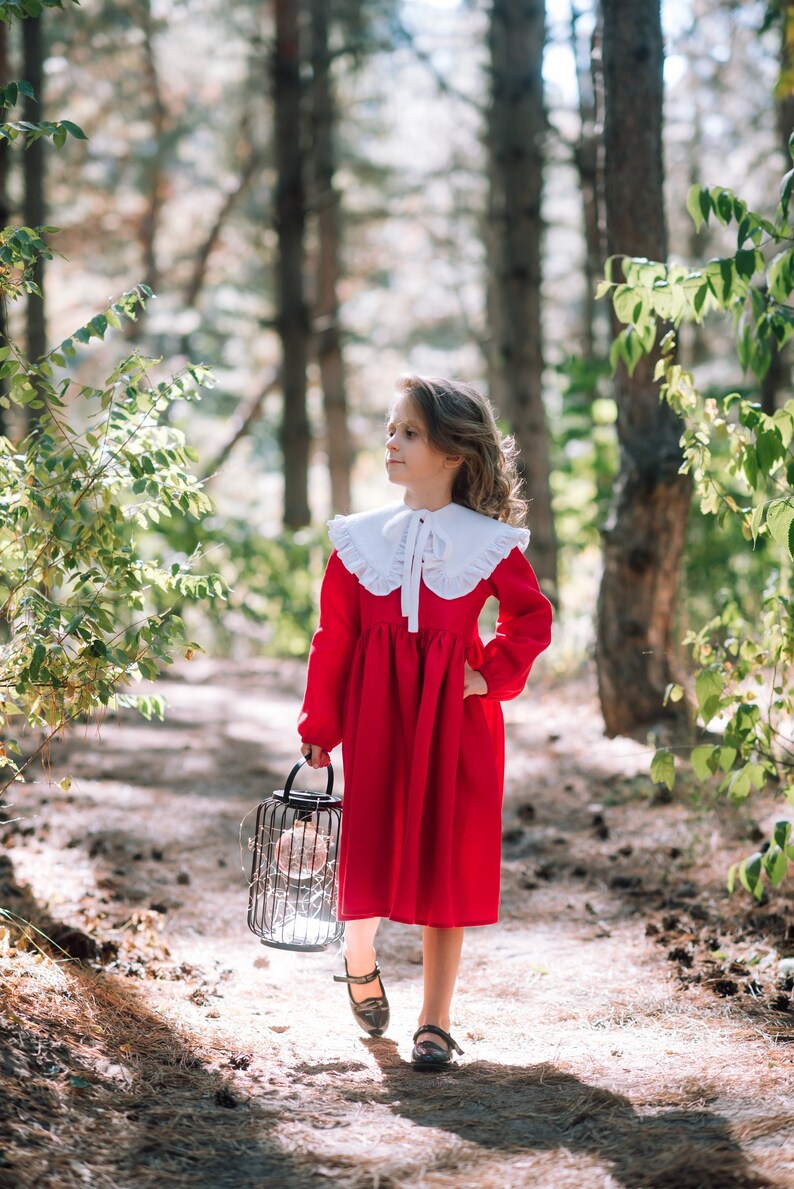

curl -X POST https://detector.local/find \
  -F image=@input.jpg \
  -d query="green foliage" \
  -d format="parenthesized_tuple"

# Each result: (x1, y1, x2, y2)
(0, 225, 58, 301)
(0, 115, 86, 149)
(551, 355, 618, 552)
(0, 78, 86, 149)
(155, 512, 328, 658)
(0, 288, 224, 791)
(0, 0, 78, 21)
(206, 525, 325, 657)
(599, 168, 794, 896)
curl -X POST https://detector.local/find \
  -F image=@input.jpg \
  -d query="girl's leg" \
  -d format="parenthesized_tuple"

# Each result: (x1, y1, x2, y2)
(342, 916, 383, 1001)
(416, 926, 464, 1045)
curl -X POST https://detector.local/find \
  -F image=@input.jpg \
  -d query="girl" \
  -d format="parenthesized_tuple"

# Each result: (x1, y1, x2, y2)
(298, 374, 552, 1070)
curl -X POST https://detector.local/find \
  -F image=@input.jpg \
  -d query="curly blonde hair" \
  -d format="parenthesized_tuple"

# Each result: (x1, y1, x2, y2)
(394, 374, 527, 526)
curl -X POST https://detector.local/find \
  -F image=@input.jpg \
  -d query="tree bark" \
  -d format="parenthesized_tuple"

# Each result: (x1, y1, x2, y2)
(273, 0, 311, 529)
(23, 14, 46, 370)
(309, 0, 353, 515)
(596, 0, 691, 739)
(135, 0, 166, 330)
(570, 1, 603, 359)
(761, 0, 794, 416)
(486, 0, 558, 602)
(0, 21, 11, 437)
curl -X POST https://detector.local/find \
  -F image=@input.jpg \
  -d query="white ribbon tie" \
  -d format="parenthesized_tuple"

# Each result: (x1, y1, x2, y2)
(382, 508, 453, 632)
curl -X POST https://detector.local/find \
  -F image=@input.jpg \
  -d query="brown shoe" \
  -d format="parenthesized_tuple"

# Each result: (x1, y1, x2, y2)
(333, 960, 390, 1036)
(410, 1024, 464, 1070)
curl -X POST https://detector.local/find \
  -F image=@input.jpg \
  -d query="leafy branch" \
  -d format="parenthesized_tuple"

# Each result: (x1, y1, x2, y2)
(599, 143, 794, 900)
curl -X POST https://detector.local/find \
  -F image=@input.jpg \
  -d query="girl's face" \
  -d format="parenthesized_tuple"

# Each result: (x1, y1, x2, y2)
(385, 393, 460, 506)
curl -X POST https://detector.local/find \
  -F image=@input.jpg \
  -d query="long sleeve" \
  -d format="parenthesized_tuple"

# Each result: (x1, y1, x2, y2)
(477, 547, 553, 701)
(297, 549, 361, 752)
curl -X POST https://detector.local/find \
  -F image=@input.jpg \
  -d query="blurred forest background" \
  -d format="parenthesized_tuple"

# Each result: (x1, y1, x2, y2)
(1, 0, 793, 778)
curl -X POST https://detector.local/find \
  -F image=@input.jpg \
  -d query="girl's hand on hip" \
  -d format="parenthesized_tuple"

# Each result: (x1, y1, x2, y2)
(463, 662, 487, 698)
(301, 743, 331, 769)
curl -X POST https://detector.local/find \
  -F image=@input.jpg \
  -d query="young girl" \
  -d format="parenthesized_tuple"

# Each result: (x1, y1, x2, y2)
(298, 374, 552, 1069)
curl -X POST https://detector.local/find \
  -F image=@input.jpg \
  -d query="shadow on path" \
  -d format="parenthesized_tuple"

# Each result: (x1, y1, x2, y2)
(337, 1039, 774, 1189)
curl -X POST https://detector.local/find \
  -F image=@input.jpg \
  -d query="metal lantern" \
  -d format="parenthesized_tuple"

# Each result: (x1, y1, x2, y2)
(246, 759, 344, 952)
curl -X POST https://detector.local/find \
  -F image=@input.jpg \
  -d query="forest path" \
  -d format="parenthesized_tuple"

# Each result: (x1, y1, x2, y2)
(1, 658, 793, 1189)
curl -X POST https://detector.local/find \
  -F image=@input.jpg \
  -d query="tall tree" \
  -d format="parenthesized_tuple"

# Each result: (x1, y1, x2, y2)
(273, 0, 311, 529)
(486, 0, 558, 601)
(23, 14, 46, 371)
(137, 0, 166, 303)
(0, 20, 11, 438)
(595, 0, 691, 738)
(570, 1, 603, 360)
(309, 0, 352, 515)
(761, 0, 794, 415)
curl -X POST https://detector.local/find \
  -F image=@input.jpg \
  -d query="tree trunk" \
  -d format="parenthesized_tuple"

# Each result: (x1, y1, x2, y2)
(23, 14, 46, 371)
(273, 0, 311, 529)
(570, 1, 604, 359)
(486, 0, 558, 602)
(138, 1, 165, 299)
(761, 0, 794, 416)
(309, 0, 353, 515)
(0, 21, 11, 437)
(595, 0, 691, 739)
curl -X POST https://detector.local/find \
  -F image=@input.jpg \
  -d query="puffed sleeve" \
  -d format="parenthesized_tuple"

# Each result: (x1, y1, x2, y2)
(477, 547, 552, 701)
(297, 549, 361, 751)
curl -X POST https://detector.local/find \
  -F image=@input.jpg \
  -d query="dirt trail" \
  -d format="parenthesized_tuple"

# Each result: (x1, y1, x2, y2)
(1, 658, 793, 1188)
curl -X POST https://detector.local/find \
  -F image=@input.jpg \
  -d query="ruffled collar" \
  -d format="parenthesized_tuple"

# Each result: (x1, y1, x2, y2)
(328, 501, 529, 632)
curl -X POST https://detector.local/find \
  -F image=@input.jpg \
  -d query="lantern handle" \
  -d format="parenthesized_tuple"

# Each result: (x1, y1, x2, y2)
(284, 757, 334, 799)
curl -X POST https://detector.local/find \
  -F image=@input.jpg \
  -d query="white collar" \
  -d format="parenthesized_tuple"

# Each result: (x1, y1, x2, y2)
(328, 502, 529, 632)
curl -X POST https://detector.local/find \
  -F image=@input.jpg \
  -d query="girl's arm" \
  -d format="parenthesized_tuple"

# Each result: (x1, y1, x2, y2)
(477, 547, 553, 700)
(297, 549, 361, 757)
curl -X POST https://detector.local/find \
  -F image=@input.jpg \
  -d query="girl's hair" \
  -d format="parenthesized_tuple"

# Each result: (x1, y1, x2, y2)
(394, 374, 527, 526)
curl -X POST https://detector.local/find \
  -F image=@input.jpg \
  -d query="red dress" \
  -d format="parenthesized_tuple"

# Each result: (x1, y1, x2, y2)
(298, 503, 552, 929)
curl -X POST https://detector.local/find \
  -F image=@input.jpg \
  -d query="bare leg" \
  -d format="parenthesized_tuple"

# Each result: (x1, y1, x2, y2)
(341, 916, 383, 1002)
(416, 926, 464, 1047)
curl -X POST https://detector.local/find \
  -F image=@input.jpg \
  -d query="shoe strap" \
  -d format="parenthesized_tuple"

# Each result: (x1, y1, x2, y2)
(333, 962, 381, 986)
(412, 1024, 464, 1055)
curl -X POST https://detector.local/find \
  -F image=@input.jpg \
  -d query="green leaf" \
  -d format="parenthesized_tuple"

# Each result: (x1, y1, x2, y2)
(767, 500, 794, 554)
(743, 446, 758, 489)
(749, 501, 765, 544)
(715, 189, 734, 224)
(691, 746, 716, 781)
(773, 820, 792, 850)
(737, 851, 763, 898)
(686, 183, 711, 231)
(613, 285, 640, 325)
(726, 767, 752, 801)
(59, 119, 86, 140)
(781, 168, 794, 218)
(768, 250, 794, 303)
(763, 847, 788, 887)
(29, 641, 46, 680)
(695, 669, 723, 721)
(650, 748, 675, 792)
(735, 248, 760, 280)
(716, 746, 737, 773)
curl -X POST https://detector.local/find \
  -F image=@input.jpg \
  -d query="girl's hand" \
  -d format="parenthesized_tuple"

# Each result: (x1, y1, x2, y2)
(463, 662, 488, 698)
(301, 743, 331, 769)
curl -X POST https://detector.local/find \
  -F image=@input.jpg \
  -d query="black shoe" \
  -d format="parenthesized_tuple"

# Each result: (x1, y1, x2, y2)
(410, 1024, 464, 1070)
(333, 959, 390, 1036)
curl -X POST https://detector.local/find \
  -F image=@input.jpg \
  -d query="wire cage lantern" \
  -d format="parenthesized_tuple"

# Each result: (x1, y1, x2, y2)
(246, 759, 344, 952)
